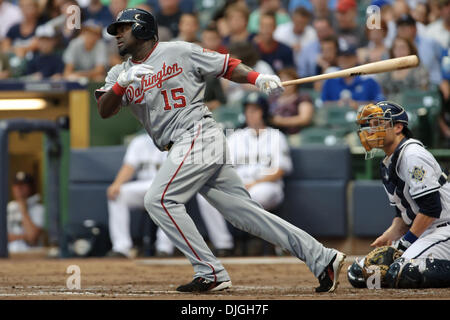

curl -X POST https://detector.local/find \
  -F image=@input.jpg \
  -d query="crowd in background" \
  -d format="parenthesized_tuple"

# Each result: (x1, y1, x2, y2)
(0, 0, 449, 147)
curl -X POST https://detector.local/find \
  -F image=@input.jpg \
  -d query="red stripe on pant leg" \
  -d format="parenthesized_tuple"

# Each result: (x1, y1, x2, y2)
(160, 124, 217, 283)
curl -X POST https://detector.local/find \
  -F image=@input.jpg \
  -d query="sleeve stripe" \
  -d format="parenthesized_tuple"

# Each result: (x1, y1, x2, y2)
(411, 186, 441, 199)
(217, 54, 230, 78)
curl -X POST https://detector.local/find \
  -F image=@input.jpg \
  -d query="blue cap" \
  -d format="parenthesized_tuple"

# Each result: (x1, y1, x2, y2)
(376, 101, 409, 125)
(338, 40, 357, 56)
(370, 0, 391, 8)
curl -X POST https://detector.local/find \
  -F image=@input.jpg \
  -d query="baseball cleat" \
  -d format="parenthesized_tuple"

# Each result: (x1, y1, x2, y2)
(315, 251, 346, 293)
(176, 277, 232, 293)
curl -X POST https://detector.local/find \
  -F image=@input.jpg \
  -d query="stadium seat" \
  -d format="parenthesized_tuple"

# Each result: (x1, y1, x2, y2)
(280, 145, 351, 237)
(352, 180, 396, 237)
(212, 105, 245, 129)
(299, 126, 348, 146)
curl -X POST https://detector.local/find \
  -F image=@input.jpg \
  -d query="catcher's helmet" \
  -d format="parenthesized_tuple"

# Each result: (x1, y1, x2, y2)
(356, 101, 409, 158)
(107, 8, 158, 41)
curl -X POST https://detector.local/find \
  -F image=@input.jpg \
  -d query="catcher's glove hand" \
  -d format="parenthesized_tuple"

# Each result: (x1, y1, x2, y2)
(361, 246, 403, 287)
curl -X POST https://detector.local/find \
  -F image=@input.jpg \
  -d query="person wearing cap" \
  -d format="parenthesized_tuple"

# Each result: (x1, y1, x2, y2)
(296, 16, 335, 78)
(335, 0, 368, 49)
(396, 13, 444, 87)
(24, 25, 64, 80)
(196, 92, 293, 248)
(321, 41, 385, 109)
(63, 19, 108, 82)
(7, 172, 45, 253)
(348, 101, 450, 289)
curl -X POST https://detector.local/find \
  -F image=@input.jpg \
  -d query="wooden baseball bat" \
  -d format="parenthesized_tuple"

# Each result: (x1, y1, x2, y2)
(281, 55, 419, 87)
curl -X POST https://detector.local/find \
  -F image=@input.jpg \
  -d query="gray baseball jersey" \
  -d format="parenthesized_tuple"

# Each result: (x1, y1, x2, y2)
(96, 41, 230, 150)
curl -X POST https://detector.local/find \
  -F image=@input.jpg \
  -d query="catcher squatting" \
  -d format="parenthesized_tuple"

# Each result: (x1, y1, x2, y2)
(95, 8, 346, 293)
(348, 102, 450, 289)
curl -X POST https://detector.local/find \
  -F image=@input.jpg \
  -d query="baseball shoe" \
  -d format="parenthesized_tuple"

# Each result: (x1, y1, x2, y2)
(176, 277, 232, 293)
(315, 251, 346, 293)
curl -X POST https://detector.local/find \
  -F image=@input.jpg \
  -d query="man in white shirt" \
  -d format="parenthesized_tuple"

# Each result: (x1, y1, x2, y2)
(0, 0, 22, 41)
(425, 0, 450, 49)
(7, 172, 45, 253)
(273, 7, 317, 59)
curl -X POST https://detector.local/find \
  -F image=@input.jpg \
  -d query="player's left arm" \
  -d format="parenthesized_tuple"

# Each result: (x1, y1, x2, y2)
(396, 149, 443, 251)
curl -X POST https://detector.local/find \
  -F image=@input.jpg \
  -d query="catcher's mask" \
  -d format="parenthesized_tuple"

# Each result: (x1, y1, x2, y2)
(356, 101, 408, 159)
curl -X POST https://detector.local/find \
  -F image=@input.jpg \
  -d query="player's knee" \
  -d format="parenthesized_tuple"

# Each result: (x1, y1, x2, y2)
(385, 257, 422, 288)
(143, 189, 161, 217)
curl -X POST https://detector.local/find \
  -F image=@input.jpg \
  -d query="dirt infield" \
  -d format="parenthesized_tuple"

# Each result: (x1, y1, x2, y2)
(0, 252, 449, 301)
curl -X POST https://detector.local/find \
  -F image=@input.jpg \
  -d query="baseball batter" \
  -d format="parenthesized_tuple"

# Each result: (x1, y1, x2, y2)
(96, 8, 346, 293)
(348, 101, 450, 288)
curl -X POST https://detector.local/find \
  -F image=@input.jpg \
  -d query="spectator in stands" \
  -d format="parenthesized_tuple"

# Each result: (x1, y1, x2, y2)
(0, 0, 23, 41)
(63, 20, 107, 81)
(40, 0, 60, 22)
(356, 20, 389, 65)
(396, 13, 444, 88)
(201, 24, 228, 54)
(0, 47, 11, 79)
(222, 2, 255, 47)
(109, 0, 128, 19)
(438, 47, 450, 147)
(425, 0, 450, 49)
(83, 0, 114, 28)
(155, 0, 183, 38)
(369, 0, 397, 49)
(247, 0, 291, 34)
(269, 67, 315, 136)
(296, 16, 334, 77)
(147, 0, 194, 14)
(222, 41, 274, 105)
(253, 11, 295, 73)
(273, 7, 317, 58)
(289, 0, 337, 25)
(172, 12, 200, 43)
(376, 36, 429, 99)
(335, 0, 367, 49)
(7, 172, 44, 253)
(2, 0, 44, 59)
(412, 1, 431, 26)
(42, 0, 84, 48)
(321, 42, 385, 109)
(24, 25, 64, 80)
(314, 35, 339, 92)
(202, 92, 293, 213)
(201, 25, 227, 111)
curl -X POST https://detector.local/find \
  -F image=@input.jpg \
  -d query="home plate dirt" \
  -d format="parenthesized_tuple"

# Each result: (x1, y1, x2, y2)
(0, 254, 449, 300)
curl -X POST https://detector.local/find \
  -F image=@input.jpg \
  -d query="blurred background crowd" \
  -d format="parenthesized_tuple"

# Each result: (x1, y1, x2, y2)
(0, 0, 449, 149)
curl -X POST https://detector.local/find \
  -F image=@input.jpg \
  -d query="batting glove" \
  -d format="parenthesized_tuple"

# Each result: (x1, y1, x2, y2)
(117, 64, 154, 88)
(255, 74, 284, 96)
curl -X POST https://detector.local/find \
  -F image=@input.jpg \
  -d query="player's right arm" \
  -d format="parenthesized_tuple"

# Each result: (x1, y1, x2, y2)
(371, 216, 409, 247)
(96, 64, 154, 119)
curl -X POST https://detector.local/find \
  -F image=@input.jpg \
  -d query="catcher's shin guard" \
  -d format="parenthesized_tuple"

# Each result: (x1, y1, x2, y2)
(385, 257, 450, 288)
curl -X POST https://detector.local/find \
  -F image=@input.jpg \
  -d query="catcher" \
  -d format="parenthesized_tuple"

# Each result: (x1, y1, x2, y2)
(347, 101, 450, 289)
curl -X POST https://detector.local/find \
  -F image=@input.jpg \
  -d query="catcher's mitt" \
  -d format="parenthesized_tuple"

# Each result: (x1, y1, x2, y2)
(361, 246, 403, 287)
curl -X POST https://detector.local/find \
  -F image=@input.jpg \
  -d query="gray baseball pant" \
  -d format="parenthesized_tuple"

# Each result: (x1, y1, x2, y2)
(144, 117, 337, 282)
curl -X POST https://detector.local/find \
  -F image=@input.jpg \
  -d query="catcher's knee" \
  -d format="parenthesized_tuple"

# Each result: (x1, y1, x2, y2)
(384, 257, 421, 288)
(385, 257, 450, 288)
